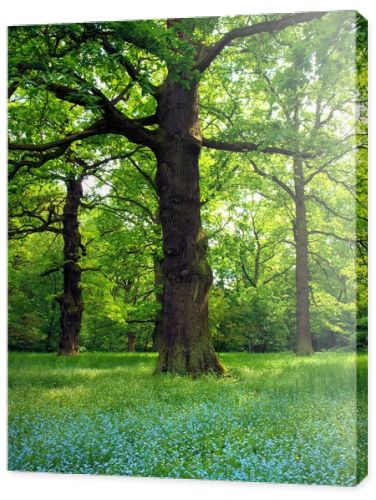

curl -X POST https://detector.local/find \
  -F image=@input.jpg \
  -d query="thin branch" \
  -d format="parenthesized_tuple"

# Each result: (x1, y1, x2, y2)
(70, 147, 143, 177)
(240, 254, 256, 287)
(306, 194, 353, 221)
(308, 229, 355, 243)
(250, 160, 295, 200)
(304, 148, 355, 185)
(99, 34, 158, 95)
(201, 160, 236, 206)
(128, 156, 157, 193)
(126, 319, 155, 324)
(202, 138, 313, 158)
(263, 264, 294, 285)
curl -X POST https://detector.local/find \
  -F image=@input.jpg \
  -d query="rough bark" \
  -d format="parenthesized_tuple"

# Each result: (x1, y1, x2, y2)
(293, 157, 314, 355)
(57, 178, 84, 355)
(154, 76, 224, 375)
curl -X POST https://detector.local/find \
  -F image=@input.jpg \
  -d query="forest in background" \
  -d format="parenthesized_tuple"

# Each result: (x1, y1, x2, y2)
(8, 12, 368, 368)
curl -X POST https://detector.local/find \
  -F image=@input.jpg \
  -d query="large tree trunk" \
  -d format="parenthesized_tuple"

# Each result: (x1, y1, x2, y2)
(57, 178, 84, 355)
(293, 157, 314, 355)
(154, 77, 224, 374)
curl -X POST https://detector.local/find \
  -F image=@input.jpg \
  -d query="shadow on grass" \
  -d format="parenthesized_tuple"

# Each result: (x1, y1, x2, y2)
(8, 351, 364, 401)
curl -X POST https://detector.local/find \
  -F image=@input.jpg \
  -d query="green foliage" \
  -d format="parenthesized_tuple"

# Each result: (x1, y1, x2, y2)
(8, 12, 366, 355)
(356, 316, 368, 352)
(8, 235, 62, 351)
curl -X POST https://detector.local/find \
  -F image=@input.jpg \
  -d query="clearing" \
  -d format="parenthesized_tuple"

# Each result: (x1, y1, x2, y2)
(8, 352, 367, 485)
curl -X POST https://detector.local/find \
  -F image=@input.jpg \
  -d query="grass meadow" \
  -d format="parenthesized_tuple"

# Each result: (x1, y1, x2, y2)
(8, 352, 367, 485)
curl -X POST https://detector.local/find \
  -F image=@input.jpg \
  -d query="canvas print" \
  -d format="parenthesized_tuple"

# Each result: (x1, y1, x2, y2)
(8, 10, 368, 485)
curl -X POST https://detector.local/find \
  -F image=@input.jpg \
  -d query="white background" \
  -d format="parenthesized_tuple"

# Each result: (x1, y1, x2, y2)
(0, 1, 374, 498)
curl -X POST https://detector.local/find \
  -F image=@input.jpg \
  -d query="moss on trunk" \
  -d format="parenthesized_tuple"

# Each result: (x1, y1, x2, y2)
(154, 76, 224, 375)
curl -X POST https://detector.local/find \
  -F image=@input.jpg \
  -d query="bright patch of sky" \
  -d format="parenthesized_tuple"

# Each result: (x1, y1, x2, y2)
(82, 175, 111, 196)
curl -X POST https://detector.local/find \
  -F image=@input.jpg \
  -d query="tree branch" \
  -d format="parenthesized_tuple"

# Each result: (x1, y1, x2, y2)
(8, 62, 46, 99)
(306, 194, 352, 221)
(308, 229, 355, 243)
(9, 144, 70, 181)
(43, 79, 159, 147)
(40, 264, 65, 277)
(9, 224, 62, 240)
(128, 157, 157, 193)
(197, 12, 327, 72)
(240, 254, 256, 287)
(202, 138, 313, 158)
(10, 102, 158, 155)
(250, 160, 295, 200)
(9, 119, 108, 153)
(134, 114, 158, 126)
(101, 34, 139, 80)
(99, 32, 158, 95)
(8, 80, 21, 99)
(304, 148, 355, 184)
(126, 319, 155, 324)
(263, 264, 294, 285)
(70, 147, 143, 177)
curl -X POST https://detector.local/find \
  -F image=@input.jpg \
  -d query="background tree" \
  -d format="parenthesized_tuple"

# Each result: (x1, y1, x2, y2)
(199, 12, 357, 354)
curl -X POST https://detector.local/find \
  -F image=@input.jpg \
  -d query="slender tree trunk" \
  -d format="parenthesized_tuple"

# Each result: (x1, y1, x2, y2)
(127, 332, 136, 352)
(57, 178, 84, 355)
(92, 315, 98, 350)
(293, 157, 314, 355)
(45, 300, 57, 352)
(154, 77, 224, 374)
(143, 333, 150, 352)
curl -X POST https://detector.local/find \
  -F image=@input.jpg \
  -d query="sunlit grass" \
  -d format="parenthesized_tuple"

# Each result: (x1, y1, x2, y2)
(8, 352, 367, 485)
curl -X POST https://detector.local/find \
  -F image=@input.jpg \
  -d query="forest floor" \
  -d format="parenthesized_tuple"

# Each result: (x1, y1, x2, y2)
(8, 352, 367, 485)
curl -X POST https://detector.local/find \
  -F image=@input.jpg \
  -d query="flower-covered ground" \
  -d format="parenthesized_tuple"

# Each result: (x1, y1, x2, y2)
(8, 352, 367, 485)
